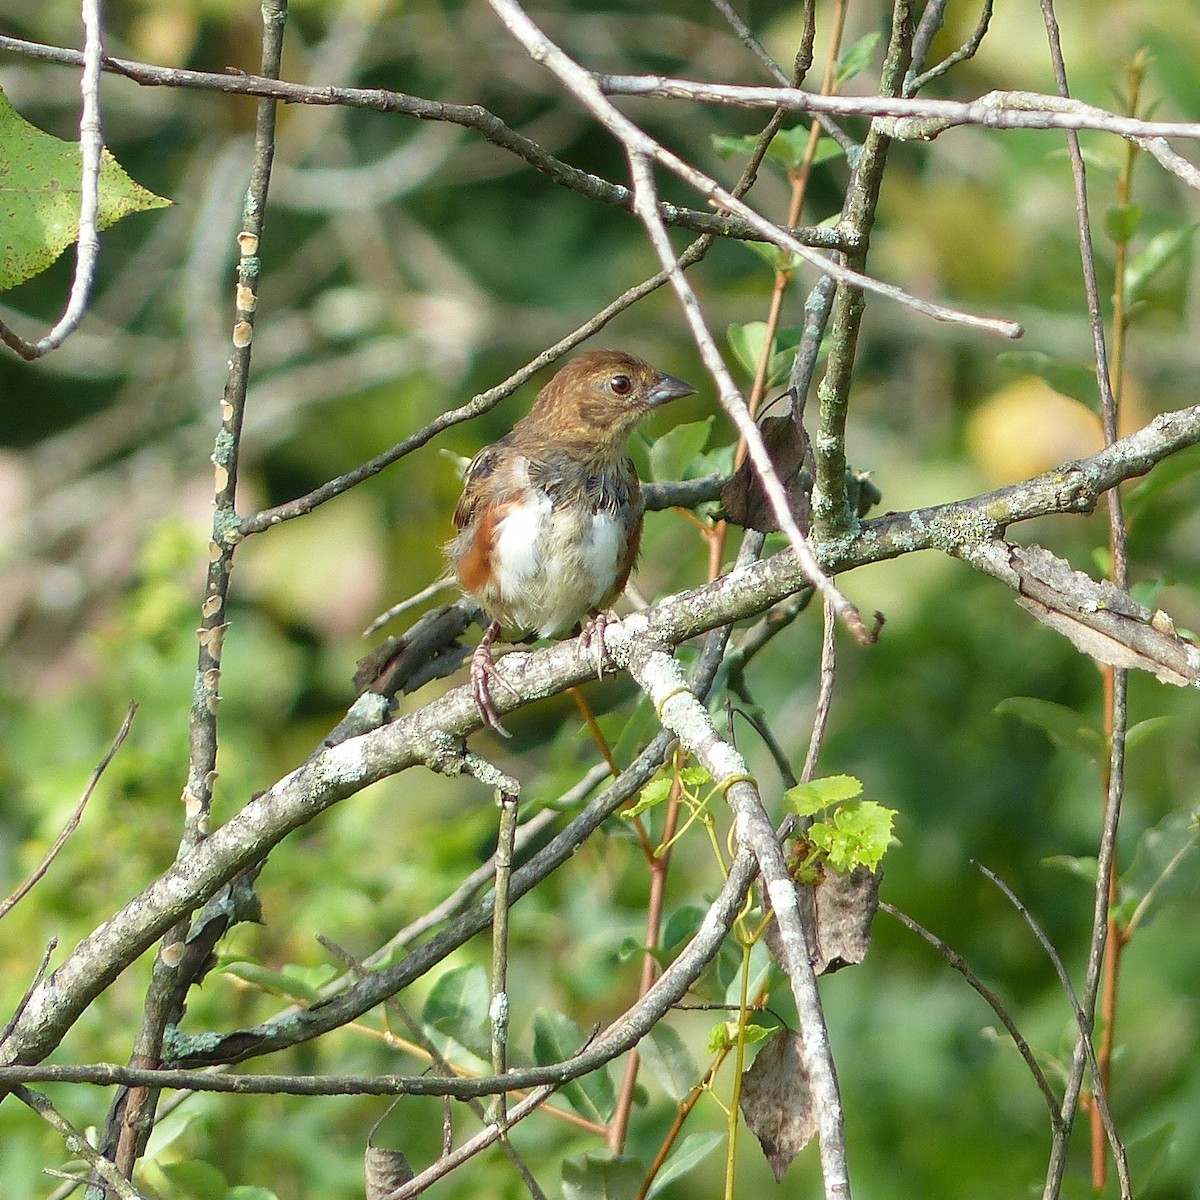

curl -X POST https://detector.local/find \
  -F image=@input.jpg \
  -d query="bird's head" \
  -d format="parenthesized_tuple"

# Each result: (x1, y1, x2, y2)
(519, 349, 696, 457)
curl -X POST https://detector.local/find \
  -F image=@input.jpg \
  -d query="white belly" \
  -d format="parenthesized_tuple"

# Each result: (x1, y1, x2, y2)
(492, 498, 625, 637)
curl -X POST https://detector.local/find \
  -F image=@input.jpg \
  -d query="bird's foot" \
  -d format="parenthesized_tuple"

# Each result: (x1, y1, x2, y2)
(579, 610, 615, 681)
(471, 620, 518, 738)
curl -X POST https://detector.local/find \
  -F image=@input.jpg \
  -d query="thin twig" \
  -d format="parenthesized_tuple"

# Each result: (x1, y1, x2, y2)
(801, 597, 838, 782)
(905, 0, 994, 95)
(628, 644, 852, 1200)
(489, 790, 519, 1124)
(881, 902, 1061, 1126)
(975, 863, 1129, 1199)
(813, 0, 913, 540)
(5, 401, 1200, 1070)
(12, 1085, 150, 1200)
(1036, 5, 1131, 1198)
(0, 35, 843, 253)
(0, 702, 136, 922)
(106, 2, 290, 1183)
(0, 939, 58, 1044)
(363, 576, 457, 636)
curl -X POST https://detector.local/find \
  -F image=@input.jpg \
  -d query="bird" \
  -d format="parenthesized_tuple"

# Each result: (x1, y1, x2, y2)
(449, 348, 696, 734)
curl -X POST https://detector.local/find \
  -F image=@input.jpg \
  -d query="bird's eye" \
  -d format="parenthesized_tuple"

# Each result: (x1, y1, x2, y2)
(609, 374, 633, 396)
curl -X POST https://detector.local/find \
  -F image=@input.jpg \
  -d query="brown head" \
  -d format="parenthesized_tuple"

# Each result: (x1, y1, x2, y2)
(512, 349, 696, 462)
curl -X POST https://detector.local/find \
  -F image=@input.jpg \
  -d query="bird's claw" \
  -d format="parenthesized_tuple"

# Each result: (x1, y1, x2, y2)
(471, 621, 518, 737)
(579, 611, 613, 681)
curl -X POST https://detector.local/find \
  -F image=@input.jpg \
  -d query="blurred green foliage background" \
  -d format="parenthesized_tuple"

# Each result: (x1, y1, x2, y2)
(1, 1, 1199, 1197)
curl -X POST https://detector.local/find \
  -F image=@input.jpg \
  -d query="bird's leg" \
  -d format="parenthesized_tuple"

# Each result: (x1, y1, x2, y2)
(471, 619, 518, 737)
(579, 611, 614, 681)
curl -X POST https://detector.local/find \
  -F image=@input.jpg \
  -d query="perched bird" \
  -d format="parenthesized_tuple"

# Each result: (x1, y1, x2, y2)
(449, 348, 696, 733)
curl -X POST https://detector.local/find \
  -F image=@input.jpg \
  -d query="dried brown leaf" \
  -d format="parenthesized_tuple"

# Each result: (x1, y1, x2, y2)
(764, 865, 882, 975)
(365, 1145, 413, 1200)
(720, 413, 809, 533)
(739, 1028, 816, 1181)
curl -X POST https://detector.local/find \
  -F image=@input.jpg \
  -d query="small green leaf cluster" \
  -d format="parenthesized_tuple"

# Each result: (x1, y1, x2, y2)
(781, 775, 896, 874)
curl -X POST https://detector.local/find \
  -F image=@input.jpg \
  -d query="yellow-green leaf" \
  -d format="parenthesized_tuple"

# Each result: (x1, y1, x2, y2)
(0, 86, 171, 292)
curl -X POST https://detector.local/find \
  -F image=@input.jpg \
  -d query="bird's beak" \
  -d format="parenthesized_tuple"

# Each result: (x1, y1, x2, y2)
(648, 371, 697, 406)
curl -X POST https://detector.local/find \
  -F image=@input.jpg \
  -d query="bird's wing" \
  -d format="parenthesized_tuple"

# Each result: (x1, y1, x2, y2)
(452, 445, 501, 530)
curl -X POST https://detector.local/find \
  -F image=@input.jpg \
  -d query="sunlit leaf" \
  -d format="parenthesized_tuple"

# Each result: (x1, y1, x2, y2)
(808, 801, 895, 872)
(782, 774, 863, 817)
(0, 86, 170, 291)
(648, 417, 713, 483)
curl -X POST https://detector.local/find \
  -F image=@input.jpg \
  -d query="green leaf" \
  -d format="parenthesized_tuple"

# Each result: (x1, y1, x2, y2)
(0, 86, 171, 291)
(707, 1020, 737, 1053)
(562, 1152, 644, 1200)
(808, 800, 896, 871)
(1129, 1120, 1177, 1196)
(995, 697, 1106, 765)
(1105, 203, 1143, 245)
(678, 765, 713, 789)
(1124, 223, 1199, 303)
(648, 1131, 726, 1196)
(157, 1161, 228, 1200)
(648, 417, 714, 483)
(640, 1022, 700, 1102)
(834, 31, 881, 86)
(662, 905, 704, 953)
(714, 128, 843, 174)
(624, 776, 673, 820)
(782, 774, 864, 817)
(1042, 854, 1098, 883)
(1120, 809, 1200, 928)
(745, 239, 800, 272)
(227, 1190, 282, 1200)
(765, 128, 844, 172)
(422, 963, 491, 1060)
(1128, 578, 1168, 610)
(533, 1009, 615, 1122)
(995, 350, 1099, 411)
(608, 691, 658, 776)
(1126, 714, 1173, 754)
(218, 961, 324, 1004)
(724, 938, 773, 1009)
(728, 321, 772, 380)
(712, 132, 761, 160)
(727, 321, 807, 386)
(1124, 444, 1200, 523)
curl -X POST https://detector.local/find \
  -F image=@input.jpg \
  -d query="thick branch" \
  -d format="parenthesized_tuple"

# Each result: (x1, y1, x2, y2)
(2, 403, 1197, 1066)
